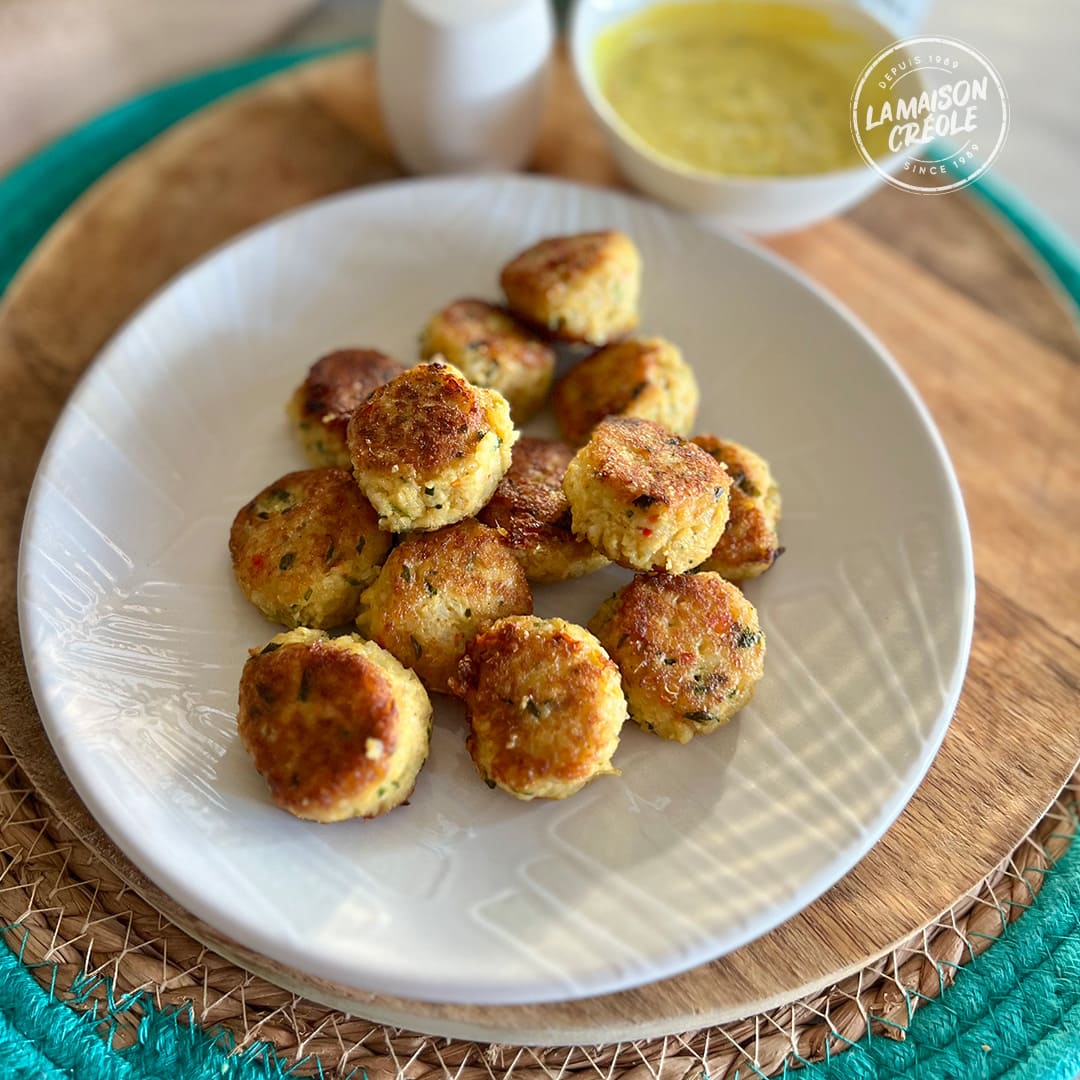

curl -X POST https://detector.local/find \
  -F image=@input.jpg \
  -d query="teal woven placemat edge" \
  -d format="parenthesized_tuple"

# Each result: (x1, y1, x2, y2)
(935, 136, 1080, 315)
(2, 47, 1078, 1080)
(966, 172, 1080, 315)
(0, 930, 325, 1080)
(798, 817, 1080, 1080)
(0, 40, 362, 297)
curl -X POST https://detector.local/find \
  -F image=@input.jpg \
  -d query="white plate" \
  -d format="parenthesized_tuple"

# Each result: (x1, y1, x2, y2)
(18, 175, 974, 1006)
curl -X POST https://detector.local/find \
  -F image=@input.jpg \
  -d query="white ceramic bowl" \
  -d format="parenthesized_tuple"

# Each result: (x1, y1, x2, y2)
(569, 0, 903, 233)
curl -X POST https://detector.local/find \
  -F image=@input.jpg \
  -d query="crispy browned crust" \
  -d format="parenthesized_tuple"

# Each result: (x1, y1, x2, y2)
(294, 349, 406, 443)
(237, 638, 399, 819)
(346, 362, 490, 475)
(692, 436, 783, 580)
(452, 616, 621, 794)
(477, 438, 608, 583)
(501, 232, 615, 286)
(228, 468, 389, 624)
(580, 417, 730, 509)
(421, 299, 555, 371)
(363, 520, 533, 693)
(477, 437, 573, 543)
(552, 339, 668, 445)
(590, 572, 765, 732)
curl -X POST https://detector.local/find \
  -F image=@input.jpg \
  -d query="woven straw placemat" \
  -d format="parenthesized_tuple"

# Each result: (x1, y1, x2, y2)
(2, 45, 1079, 1080)
(2, 742, 1075, 1077)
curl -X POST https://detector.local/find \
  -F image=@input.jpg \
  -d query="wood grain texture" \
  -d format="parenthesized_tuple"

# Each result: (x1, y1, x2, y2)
(1, 50, 1078, 1044)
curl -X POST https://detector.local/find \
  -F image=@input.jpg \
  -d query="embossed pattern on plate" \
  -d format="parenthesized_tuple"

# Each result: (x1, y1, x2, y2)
(18, 176, 974, 1005)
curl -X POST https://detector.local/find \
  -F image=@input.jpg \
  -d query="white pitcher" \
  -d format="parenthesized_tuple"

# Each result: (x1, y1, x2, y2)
(376, 0, 556, 175)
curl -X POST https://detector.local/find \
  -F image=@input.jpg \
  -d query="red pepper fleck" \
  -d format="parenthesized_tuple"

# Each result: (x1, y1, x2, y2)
(641, 528, 652, 537)
(252, 554, 266, 570)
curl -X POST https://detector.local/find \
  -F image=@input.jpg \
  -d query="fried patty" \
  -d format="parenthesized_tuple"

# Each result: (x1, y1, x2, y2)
(477, 436, 609, 583)
(451, 616, 627, 800)
(229, 467, 391, 628)
(347, 360, 517, 532)
(420, 299, 555, 422)
(500, 230, 642, 345)
(553, 337, 699, 446)
(589, 572, 765, 743)
(357, 519, 533, 694)
(562, 417, 730, 573)
(692, 435, 783, 581)
(237, 628, 432, 821)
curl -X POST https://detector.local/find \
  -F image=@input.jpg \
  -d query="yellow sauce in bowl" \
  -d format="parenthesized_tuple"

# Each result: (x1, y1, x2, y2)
(594, 1, 886, 177)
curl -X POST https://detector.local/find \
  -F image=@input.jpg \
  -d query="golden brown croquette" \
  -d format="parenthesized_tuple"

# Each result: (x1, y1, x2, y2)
(692, 435, 783, 581)
(562, 417, 730, 573)
(237, 628, 432, 821)
(589, 572, 765, 744)
(552, 337, 699, 446)
(346, 361, 516, 532)
(500, 230, 641, 345)
(419, 299, 555, 422)
(357, 520, 533, 694)
(451, 616, 627, 800)
(229, 468, 391, 628)
(477, 436, 609, 583)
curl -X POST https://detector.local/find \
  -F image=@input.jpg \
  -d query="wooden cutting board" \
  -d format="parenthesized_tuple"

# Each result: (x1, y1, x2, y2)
(0, 50, 1077, 1043)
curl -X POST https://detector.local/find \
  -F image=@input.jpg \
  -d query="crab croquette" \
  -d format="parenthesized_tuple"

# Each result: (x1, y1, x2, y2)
(357, 520, 533, 694)
(589, 572, 765, 744)
(419, 299, 556, 422)
(347, 361, 516, 533)
(562, 417, 730, 573)
(692, 436, 784, 581)
(552, 336, 699, 446)
(500, 230, 642, 345)
(477, 437, 609, 583)
(229, 468, 391, 628)
(286, 348, 406, 467)
(451, 616, 627, 800)
(237, 628, 432, 822)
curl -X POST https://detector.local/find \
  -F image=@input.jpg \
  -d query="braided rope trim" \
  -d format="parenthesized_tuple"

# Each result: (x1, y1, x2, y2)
(1, 741, 1076, 1079)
